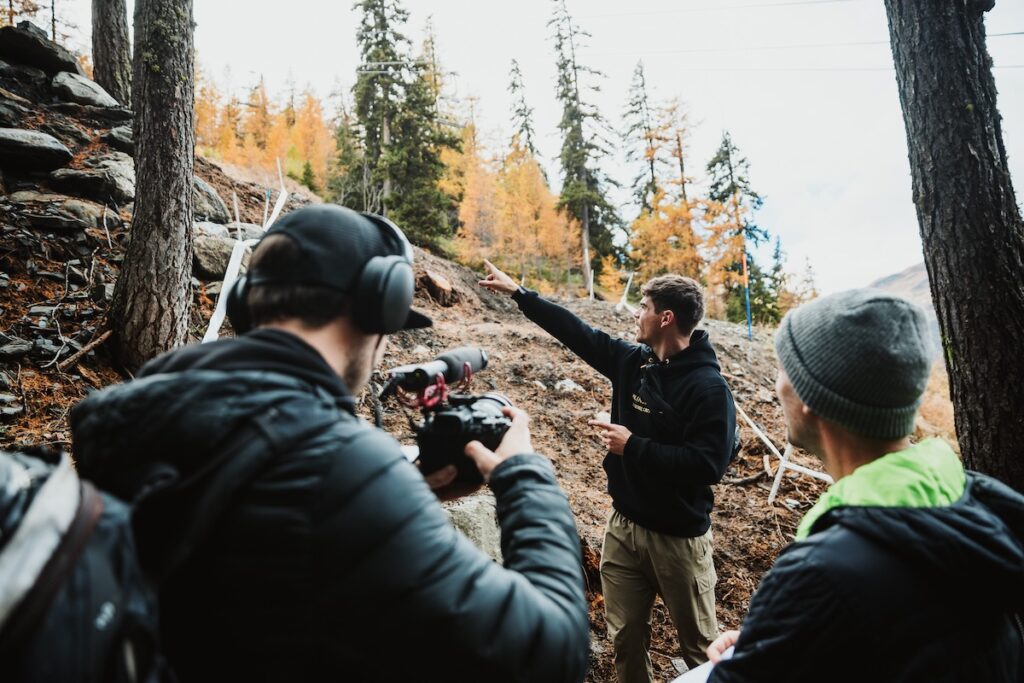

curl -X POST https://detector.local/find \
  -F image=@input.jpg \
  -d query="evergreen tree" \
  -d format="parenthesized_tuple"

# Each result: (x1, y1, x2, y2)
(549, 0, 620, 292)
(344, 0, 457, 247)
(706, 131, 767, 246)
(508, 59, 538, 157)
(301, 159, 319, 193)
(622, 61, 666, 214)
(724, 253, 781, 326)
(327, 105, 366, 210)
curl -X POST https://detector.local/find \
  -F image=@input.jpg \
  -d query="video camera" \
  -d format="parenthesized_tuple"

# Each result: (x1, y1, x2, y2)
(379, 347, 512, 484)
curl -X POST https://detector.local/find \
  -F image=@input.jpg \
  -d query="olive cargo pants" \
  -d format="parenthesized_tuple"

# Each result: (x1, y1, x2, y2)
(600, 510, 718, 683)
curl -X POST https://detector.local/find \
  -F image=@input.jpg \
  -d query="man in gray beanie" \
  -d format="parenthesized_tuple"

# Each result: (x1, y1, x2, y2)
(701, 289, 1024, 682)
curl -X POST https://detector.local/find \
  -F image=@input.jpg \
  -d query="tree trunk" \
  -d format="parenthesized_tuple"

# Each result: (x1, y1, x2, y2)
(110, 0, 194, 372)
(91, 0, 131, 106)
(884, 0, 1024, 491)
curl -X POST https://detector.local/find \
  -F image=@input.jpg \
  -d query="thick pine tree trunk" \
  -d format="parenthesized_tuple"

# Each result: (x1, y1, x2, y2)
(91, 0, 131, 106)
(109, 0, 194, 372)
(884, 0, 1024, 491)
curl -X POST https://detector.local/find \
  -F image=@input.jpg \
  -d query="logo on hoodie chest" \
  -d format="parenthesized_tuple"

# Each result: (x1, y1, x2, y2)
(631, 393, 651, 415)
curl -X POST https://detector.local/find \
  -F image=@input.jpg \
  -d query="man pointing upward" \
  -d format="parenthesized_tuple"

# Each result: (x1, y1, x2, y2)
(480, 261, 737, 682)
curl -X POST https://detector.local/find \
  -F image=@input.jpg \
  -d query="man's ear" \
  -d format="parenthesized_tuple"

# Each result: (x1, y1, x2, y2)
(661, 309, 675, 329)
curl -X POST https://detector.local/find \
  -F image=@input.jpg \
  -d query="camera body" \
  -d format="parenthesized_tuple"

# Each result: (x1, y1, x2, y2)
(415, 393, 513, 484)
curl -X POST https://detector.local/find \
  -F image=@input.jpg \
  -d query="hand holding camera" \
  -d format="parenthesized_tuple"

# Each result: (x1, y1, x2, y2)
(380, 346, 531, 495)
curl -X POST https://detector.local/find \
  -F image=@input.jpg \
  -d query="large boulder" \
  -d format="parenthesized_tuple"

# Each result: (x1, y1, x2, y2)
(0, 22, 84, 77)
(6, 190, 113, 232)
(51, 71, 118, 108)
(193, 234, 242, 281)
(0, 127, 71, 172)
(193, 175, 230, 223)
(101, 125, 133, 155)
(444, 492, 503, 563)
(50, 151, 135, 204)
(0, 58, 47, 101)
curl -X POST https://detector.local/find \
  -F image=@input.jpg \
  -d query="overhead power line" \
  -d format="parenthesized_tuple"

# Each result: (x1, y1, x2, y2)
(582, 0, 863, 19)
(593, 31, 1024, 57)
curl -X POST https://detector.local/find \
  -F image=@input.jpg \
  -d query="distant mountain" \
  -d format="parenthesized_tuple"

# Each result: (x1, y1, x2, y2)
(869, 262, 942, 356)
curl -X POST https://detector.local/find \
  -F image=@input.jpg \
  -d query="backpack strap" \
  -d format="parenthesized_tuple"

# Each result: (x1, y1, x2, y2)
(134, 411, 281, 583)
(0, 479, 103, 661)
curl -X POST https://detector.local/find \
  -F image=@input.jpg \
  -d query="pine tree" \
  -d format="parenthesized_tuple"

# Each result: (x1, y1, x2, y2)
(623, 61, 666, 214)
(91, 0, 130, 105)
(508, 59, 538, 157)
(704, 131, 768, 325)
(300, 159, 319, 193)
(549, 0, 620, 293)
(348, 0, 457, 247)
(110, 0, 194, 371)
(327, 104, 366, 210)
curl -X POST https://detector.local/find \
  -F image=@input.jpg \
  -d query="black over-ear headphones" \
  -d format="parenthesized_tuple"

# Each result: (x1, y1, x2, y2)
(225, 211, 415, 336)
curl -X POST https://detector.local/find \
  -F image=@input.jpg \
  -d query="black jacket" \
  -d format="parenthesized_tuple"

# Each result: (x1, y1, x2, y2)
(70, 329, 590, 683)
(513, 290, 736, 537)
(710, 473, 1024, 682)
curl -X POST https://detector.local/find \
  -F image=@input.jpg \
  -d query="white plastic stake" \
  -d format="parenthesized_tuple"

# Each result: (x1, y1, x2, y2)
(202, 238, 259, 343)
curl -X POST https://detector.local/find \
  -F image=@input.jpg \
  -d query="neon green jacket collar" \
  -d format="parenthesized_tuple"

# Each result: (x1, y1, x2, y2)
(796, 438, 965, 540)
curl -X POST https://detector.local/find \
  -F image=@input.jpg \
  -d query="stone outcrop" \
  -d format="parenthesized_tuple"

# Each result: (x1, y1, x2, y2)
(51, 71, 119, 108)
(0, 22, 84, 77)
(0, 127, 71, 171)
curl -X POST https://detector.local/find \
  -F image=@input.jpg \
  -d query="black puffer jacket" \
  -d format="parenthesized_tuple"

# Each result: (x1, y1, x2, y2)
(710, 473, 1024, 682)
(70, 330, 589, 682)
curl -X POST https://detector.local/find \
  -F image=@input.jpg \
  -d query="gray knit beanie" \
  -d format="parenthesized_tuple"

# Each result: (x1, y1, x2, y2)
(774, 289, 932, 440)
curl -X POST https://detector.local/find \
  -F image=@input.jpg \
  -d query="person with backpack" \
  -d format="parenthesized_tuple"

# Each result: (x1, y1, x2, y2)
(705, 289, 1024, 682)
(479, 264, 738, 682)
(70, 205, 590, 682)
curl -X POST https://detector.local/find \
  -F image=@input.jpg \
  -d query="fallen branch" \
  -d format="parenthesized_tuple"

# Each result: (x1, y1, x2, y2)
(57, 330, 112, 372)
(722, 469, 767, 486)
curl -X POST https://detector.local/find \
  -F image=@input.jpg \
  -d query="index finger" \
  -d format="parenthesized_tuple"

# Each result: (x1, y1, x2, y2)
(587, 419, 612, 429)
(483, 259, 499, 274)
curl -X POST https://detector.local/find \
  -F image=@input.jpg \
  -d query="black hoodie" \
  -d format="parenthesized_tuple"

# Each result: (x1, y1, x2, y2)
(513, 289, 736, 537)
(711, 473, 1024, 682)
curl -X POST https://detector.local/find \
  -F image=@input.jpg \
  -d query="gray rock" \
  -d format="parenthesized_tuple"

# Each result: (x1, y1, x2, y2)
(102, 125, 133, 155)
(0, 392, 23, 420)
(193, 221, 229, 238)
(0, 99, 27, 127)
(0, 21, 84, 76)
(0, 127, 71, 171)
(51, 71, 118, 108)
(47, 102, 131, 124)
(193, 175, 229, 223)
(193, 234, 240, 281)
(0, 58, 47, 88)
(50, 151, 134, 203)
(7, 190, 111, 231)
(555, 378, 584, 395)
(0, 337, 32, 360)
(225, 221, 264, 241)
(444, 492, 503, 563)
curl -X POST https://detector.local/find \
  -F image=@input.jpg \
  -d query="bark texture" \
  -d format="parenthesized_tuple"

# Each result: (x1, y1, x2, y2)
(110, 0, 194, 372)
(91, 0, 131, 106)
(885, 0, 1024, 490)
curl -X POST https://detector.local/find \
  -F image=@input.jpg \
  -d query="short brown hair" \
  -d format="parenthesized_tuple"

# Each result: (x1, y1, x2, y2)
(245, 234, 350, 329)
(641, 275, 704, 334)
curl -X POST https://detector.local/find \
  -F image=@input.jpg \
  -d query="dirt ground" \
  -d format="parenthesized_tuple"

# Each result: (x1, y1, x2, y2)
(0, 197, 958, 683)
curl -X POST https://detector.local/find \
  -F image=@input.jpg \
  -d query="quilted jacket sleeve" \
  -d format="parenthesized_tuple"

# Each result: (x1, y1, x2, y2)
(709, 543, 852, 683)
(313, 427, 590, 683)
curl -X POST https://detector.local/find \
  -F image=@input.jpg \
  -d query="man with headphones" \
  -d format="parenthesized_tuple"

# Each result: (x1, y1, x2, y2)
(70, 205, 590, 682)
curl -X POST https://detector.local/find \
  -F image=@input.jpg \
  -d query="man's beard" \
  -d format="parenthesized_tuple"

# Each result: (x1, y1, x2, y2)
(341, 342, 375, 393)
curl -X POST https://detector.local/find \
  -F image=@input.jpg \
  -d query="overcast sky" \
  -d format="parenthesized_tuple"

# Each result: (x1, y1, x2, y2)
(58, 0, 1024, 294)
